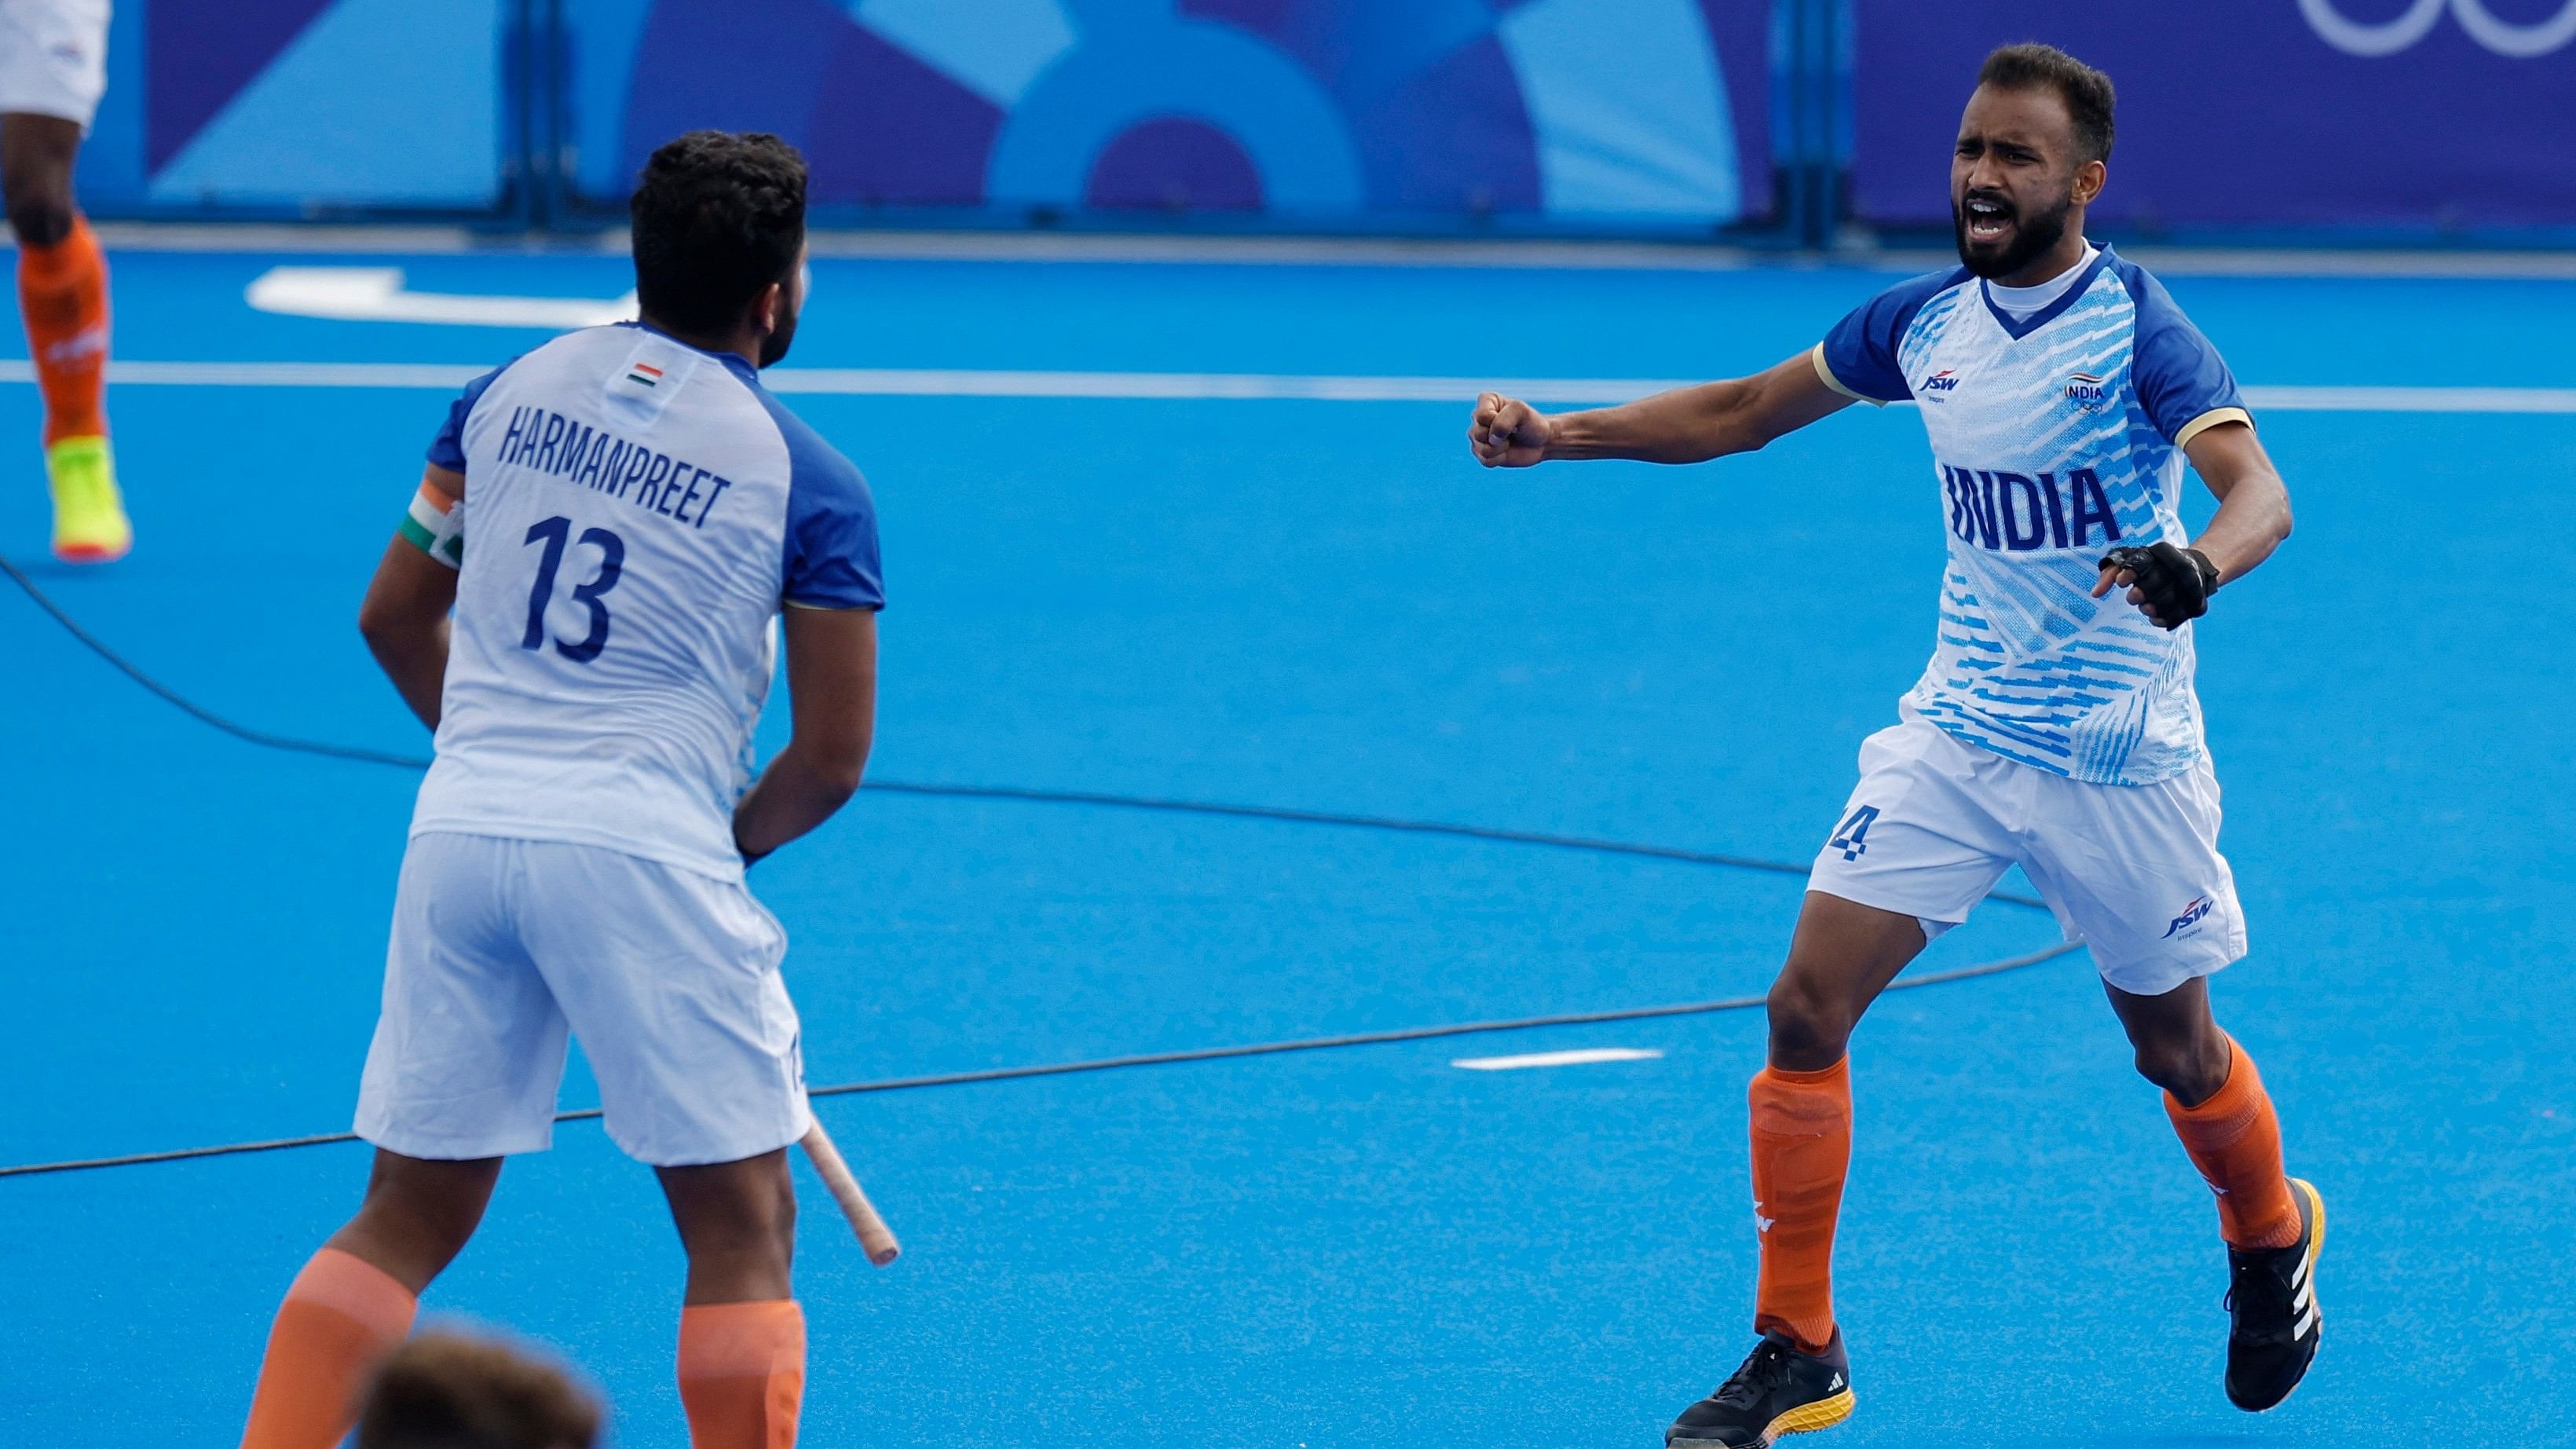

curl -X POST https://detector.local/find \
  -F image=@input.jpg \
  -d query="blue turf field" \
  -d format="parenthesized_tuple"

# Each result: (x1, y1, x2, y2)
(2, 245, 2571, 1447)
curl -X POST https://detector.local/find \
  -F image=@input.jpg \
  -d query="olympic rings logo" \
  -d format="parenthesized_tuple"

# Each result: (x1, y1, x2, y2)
(2300, 0, 2576, 56)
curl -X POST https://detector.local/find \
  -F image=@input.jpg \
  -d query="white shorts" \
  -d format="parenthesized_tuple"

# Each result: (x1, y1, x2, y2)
(356, 832, 810, 1168)
(0, 0, 108, 129)
(1808, 712, 2247, 995)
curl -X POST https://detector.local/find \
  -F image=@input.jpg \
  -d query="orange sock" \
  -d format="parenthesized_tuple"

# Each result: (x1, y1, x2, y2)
(1748, 1058, 1851, 1354)
(679, 1300, 806, 1448)
(17, 214, 109, 445)
(2164, 1034, 2301, 1250)
(240, 1248, 418, 1449)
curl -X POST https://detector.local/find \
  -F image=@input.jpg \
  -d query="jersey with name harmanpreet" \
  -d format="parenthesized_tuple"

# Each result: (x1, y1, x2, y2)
(412, 321, 883, 880)
(1813, 246, 2249, 787)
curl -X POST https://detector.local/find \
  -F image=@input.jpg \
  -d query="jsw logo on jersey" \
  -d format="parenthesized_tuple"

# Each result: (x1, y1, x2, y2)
(2162, 895, 2215, 939)
(1922, 369, 1961, 394)
(1939, 464, 2127, 553)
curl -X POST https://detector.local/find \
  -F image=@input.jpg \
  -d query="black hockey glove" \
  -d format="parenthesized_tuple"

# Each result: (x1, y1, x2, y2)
(2098, 542, 2219, 631)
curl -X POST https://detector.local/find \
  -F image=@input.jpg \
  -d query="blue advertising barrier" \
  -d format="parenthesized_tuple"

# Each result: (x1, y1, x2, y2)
(53, 0, 2576, 240)
(1846, 0, 2576, 237)
(551, 0, 1783, 234)
(75, 0, 516, 216)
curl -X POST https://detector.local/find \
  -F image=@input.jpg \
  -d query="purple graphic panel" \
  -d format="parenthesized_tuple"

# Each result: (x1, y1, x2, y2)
(1346, 34, 1542, 213)
(147, 0, 335, 170)
(1087, 119, 1265, 211)
(1850, 2, 2576, 230)
(609, 0, 1773, 225)
(804, 25, 1002, 210)
(620, 0, 850, 170)
(1697, 0, 1773, 221)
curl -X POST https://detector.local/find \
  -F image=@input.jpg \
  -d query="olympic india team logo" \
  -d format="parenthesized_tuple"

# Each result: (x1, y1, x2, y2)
(2300, 0, 2576, 57)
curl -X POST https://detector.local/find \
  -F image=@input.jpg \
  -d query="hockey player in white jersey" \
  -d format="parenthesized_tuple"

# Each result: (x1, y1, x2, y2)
(1467, 44, 2319, 1446)
(239, 132, 876, 1449)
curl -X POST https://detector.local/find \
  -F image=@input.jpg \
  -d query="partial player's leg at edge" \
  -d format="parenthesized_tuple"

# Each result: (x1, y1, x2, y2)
(0, 0, 126, 562)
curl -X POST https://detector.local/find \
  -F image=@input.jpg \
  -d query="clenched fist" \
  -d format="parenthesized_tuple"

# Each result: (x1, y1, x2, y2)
(1469, 392, 1552, 467)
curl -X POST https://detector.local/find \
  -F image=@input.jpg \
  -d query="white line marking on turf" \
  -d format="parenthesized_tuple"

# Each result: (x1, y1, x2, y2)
(2, 360, 2571, 412)
(1451, 1047, 1665, 1071)
(247, 267, 636, 329)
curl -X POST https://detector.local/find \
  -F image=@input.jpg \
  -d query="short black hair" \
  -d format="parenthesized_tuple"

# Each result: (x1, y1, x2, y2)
(357, 1332, 600, 1449)
(1977, 43, 2115, 163)
(629, 130, 807, 337)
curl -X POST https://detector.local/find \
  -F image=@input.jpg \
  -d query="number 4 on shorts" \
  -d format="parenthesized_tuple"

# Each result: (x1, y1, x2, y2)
(1829, 804, 1879, 862)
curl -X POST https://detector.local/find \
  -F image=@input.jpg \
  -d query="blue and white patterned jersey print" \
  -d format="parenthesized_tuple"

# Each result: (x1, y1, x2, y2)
(1813, 246, 2251, 786)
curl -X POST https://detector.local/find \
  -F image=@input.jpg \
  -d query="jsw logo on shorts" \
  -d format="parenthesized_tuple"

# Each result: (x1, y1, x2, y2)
(2162, 895, 2215, 939)
(1940, 464, 2126, 552)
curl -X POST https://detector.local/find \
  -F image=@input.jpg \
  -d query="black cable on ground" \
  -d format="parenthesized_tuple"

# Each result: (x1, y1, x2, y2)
(2, 554, 2054, 911)
(0, 937, 2077, 1180)
(3, 553, 438, 770)
(1, 554, 2082, 1182)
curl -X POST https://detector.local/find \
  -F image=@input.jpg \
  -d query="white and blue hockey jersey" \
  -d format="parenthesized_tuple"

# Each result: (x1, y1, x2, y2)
(409, 322, 883, 879)
(1815, 247, 2250, 786)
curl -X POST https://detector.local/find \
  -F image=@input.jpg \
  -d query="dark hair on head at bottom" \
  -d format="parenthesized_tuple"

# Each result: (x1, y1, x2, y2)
(629, 129, 808, 338)
(357, 1330, 602, 1449)
(1978, 42, 2116, 163)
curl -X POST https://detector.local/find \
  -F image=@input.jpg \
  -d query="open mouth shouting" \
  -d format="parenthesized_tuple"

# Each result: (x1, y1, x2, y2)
(1961, 193, 2014, 246)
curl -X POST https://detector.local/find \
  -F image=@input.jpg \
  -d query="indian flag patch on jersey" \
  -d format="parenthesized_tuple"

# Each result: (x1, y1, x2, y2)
(2066, 371, 2108, 410)
(606, 340, 695, 424)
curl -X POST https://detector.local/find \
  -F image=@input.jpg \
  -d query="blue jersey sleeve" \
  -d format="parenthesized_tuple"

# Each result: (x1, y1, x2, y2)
(1815, 268, 1969, 404)
(756, 392, 884, 611)
(2119, 262, 2252, 447)
(425, 360, 516, 473)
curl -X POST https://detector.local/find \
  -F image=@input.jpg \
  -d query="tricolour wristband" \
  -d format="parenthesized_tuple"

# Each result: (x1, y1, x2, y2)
(397, 482, 463, 569)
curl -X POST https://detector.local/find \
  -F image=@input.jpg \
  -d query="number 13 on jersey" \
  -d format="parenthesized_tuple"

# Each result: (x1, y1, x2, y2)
(523, 515, 626, 663)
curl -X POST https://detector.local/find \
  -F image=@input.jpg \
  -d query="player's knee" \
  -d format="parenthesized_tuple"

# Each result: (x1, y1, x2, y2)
(2131, 1034, 2228, 1104)
(350, 1181, 486, 1273)
(2, 188, 73, 247)
(763, 1166, 798, 1253)
(676, 1162, 797, 1263)
(1766, 974, 1853, 1063)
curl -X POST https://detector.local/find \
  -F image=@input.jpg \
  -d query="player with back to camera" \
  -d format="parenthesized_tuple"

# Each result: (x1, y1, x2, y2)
(0, 0, 128, 560)
(1468, 44, 2318, 1447)
(236, 130, 883, 1449)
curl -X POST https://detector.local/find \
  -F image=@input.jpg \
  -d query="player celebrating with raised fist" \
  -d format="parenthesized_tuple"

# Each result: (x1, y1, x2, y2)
(239, 131, 880, 1449)
(1469, 44, 2316, 1446)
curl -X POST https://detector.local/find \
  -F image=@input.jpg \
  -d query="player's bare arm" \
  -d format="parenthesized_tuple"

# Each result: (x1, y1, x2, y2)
(1469, 350, 1852, 469)
(357, 463, 466, 729)
(732, 605, 879, 862)
(2091, 421, 2293, 628)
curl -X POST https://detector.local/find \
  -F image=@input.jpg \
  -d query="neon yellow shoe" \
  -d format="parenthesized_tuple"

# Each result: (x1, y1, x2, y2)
(47, 435, 130, 563)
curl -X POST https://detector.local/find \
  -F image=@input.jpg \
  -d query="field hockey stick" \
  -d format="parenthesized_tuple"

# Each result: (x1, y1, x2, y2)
(799, 1114, 900, 1266)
